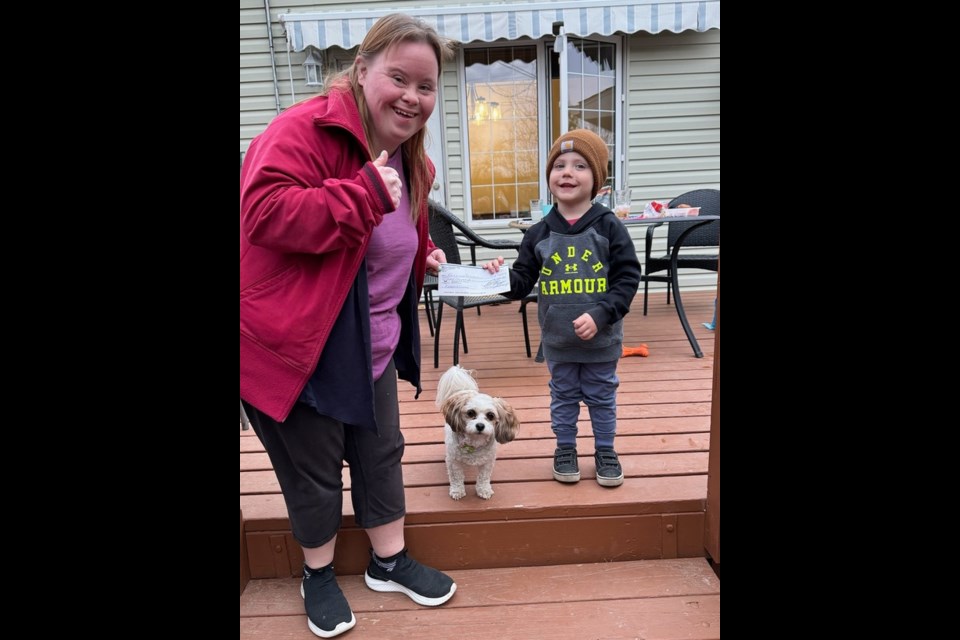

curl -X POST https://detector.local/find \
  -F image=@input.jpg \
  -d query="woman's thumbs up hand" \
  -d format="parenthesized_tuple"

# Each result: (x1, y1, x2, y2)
(373, 150, 402, 209)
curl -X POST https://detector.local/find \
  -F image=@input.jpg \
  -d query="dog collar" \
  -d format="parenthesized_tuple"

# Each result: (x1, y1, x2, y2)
(460, 443, 476, 454)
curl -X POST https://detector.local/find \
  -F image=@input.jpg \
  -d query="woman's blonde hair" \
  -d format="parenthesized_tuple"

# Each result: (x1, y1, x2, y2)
(325, 14, 453, 220)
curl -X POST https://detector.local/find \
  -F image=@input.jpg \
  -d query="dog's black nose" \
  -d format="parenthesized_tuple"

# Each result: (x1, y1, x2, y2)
(475, 423, 485, 432)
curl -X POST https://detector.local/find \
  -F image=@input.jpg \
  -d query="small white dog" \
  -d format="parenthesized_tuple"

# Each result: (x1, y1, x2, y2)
(436, 365, 519, 500)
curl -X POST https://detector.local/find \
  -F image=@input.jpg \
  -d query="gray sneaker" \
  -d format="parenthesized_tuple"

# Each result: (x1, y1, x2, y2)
(553, 446, 580, 483)
(594, 448, 624, 487)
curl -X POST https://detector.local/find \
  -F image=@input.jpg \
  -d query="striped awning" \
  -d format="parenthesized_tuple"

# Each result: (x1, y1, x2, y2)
(281, 1, 720, 52)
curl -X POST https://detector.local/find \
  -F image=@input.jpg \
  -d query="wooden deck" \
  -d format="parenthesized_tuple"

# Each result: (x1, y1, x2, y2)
(241, 558, 720, 639)
(241, 289, 719, 638)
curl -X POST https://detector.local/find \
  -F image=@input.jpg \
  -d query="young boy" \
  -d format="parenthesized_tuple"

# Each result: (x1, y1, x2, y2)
(482, 129, 641, 486)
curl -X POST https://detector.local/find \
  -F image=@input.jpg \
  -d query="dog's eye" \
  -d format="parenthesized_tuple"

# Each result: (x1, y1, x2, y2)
(485, 412, 496, 421)
(466, 410, 476, 418)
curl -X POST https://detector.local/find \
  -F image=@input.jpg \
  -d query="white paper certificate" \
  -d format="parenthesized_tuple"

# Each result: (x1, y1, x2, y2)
(437, 263, 510, 296)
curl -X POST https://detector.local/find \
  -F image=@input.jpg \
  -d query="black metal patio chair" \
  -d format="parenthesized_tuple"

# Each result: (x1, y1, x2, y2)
(427, 201, 537, 367)
(640, 189, 720, 315)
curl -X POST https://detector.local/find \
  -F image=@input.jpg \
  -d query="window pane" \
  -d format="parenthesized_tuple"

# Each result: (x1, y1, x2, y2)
(465, 46, 539, 221)
(563, 37, 618, 190)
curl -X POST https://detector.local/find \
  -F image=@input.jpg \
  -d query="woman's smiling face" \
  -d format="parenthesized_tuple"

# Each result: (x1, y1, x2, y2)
(357, 41, 439, 156)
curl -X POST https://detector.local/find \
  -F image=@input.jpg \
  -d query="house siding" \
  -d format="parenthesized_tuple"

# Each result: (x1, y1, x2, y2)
(627, 29, 720, 205)
(625, 29, 720, 292)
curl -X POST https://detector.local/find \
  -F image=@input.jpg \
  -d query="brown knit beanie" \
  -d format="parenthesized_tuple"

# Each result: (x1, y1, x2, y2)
(546, 129, 609, 199)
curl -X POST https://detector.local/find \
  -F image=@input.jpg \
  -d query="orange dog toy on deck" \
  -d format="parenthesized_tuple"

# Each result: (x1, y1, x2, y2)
(622, 344, 649, 357)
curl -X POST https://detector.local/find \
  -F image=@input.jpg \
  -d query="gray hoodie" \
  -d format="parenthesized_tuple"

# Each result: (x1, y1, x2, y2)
(503, 204, 641, 363)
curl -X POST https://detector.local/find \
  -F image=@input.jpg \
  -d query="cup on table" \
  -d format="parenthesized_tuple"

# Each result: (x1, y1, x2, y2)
(530, 199, 545, 222)
(614, 189, 632, 219)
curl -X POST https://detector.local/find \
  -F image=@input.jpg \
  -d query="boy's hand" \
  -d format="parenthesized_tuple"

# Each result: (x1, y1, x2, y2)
(573, 313, 598, 340)
(481, 257, 505, 273)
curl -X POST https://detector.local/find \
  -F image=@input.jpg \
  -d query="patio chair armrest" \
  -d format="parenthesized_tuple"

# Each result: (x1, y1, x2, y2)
(454, 234, 479, 264)
(433, 203, 522, 251)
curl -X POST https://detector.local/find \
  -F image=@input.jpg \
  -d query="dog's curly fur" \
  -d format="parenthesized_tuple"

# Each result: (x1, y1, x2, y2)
(436, 365, 519, 500)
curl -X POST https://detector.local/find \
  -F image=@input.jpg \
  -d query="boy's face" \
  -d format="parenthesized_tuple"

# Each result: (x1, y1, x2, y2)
(549, 151, 594, 209)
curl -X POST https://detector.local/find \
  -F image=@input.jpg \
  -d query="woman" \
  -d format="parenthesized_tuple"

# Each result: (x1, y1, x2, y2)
(240, 14, 453, 638)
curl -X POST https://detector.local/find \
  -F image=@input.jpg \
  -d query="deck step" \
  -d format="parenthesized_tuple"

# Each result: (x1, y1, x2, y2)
(240, 557, 720, 639)
(242, 473, 707, 577)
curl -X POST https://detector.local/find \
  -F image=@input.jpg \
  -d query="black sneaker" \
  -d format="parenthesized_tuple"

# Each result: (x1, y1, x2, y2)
(553, 446, 580, 483)
(594, 448, 624, 487)
(364, 548, 456, 606)
(300, 564, 356, 638)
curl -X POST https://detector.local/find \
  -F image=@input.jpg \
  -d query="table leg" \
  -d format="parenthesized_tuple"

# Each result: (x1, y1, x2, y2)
(670, 220, 716, 358)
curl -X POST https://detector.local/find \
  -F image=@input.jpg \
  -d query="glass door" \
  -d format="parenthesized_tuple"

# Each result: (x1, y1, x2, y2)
(462, 36, 622, 223)
(547, 35, 620, 193)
